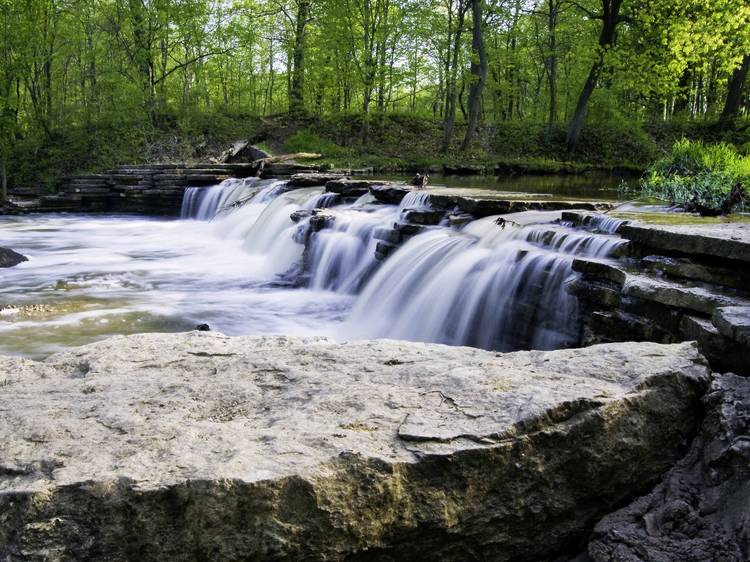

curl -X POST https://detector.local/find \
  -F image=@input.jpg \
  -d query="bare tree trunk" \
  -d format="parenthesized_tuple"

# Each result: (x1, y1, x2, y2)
(0, 157, 7, 205)
(461, 0, 487, 150)
(721, 54, 750, 127)
(289, 0, 311, 116)
(545, 0, 560, 138)
(442, 1, 467, 154)
(566, 0, 623, 153)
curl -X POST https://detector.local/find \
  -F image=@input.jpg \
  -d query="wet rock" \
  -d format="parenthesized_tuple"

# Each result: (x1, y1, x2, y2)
(309, 212, 336, 231)
(712, 306, 750, 347)
(369, 183, 412, 204)
(288, 173, 346, 187)
(194, 324, 211, 332)
(290, 209, 313, 223)
(641, 255, 750, 291)
(326, 179, 392, 198)
(374, 240, 398, 260)
(0, 247, 28, 268)
(372, 227, 401, 244)
(0, 335, 710, 561)
(622, 274, 750, 316)
(619, 222, 750, 264)
(589, 374, 750, 562)
(402, 208, 444, 225)
(679, 315, 749, 375)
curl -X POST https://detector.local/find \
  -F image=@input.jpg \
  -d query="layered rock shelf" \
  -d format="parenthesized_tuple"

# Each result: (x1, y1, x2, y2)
(564, 212, 750, 374)
(7, 162, 322, 215)
(0, 333, 710, 561)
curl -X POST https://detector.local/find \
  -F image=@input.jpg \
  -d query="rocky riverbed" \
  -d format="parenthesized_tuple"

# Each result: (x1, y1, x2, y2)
(0, 332, 718, 561)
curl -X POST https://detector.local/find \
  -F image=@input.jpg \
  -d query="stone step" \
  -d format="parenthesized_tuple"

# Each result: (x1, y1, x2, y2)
(619, 222, 750, 264)
(641, 254, 750, 291)
(712, 306, 750, 346)
(289, 173, 347, 188)
(622, 274, 750, 316)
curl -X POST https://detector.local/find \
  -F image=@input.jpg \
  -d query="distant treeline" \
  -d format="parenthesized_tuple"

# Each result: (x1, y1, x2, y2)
(0, 0, 749, 191)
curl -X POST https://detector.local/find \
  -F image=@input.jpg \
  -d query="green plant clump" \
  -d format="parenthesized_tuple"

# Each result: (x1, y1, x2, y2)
(639, 139, 750, 214)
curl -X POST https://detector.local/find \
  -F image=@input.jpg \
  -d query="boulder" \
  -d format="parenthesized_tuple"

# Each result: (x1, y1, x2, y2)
(0, 247, 28, 268)
(589, 374, 750, 562)
(0, 334, 710, 562)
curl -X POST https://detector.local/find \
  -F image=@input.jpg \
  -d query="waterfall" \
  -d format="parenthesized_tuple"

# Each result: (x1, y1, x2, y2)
(306, 206, 400, 293)
(343, 217, 626, 351)
(179, 180, 630, 352)
(303, 190, 438, 294)
(181, 178, 265, 220)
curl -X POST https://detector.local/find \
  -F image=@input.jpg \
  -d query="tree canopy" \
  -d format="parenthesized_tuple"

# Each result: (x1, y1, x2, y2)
(1, 0, 749, 192)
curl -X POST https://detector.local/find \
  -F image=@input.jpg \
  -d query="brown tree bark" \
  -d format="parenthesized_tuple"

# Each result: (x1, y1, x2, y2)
(289, 0, 311, 116)
(566, 0, 625, 154)
(720, 54, 750, 127)
(461, 0, 487, 150)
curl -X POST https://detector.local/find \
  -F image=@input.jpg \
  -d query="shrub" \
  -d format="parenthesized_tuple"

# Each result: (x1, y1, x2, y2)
(639, 139, 750, 214)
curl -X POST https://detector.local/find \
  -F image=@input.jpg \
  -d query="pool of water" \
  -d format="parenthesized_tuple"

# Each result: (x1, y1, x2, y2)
(375, 173, 631, 200)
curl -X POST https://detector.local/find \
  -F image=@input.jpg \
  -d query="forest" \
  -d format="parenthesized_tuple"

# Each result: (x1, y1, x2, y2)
(1, 0, 749, 189)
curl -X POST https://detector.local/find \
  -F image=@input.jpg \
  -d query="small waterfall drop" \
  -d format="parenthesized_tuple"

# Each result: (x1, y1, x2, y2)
(181, 178, 263, 220)
(343, 216, 626, 351)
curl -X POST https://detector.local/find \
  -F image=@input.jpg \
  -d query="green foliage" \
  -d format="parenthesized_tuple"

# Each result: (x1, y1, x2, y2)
(639, 139, 750, 212)
(284, 129, 353, 158)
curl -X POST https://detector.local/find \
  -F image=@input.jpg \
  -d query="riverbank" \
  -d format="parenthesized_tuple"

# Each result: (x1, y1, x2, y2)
(10, 113, 750, 192)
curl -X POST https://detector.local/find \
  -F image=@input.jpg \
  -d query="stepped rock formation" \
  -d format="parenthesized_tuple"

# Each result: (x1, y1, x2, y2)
(0, 333, 709, 561)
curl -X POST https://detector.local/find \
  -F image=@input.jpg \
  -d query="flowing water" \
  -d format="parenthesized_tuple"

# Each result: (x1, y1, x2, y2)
(0, 179, 627, 358)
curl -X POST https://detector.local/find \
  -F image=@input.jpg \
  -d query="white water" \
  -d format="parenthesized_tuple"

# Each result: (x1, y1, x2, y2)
(343, 216, 626, 351)
(1, 180, 629, 358)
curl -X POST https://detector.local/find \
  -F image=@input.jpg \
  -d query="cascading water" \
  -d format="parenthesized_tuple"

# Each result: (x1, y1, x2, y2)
(181, 177, 266, 220)
(1, 175, 635, 358)
(343, 215, 627, 351)
(304, 190, 437, 293)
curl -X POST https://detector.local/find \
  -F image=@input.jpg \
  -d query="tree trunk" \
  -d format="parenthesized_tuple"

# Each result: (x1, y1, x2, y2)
(566, 0, 623, 153)
(289, 0, 311, 116)
(546, 0, 559, 138)
(0, 157, 7, 205)
(461, 0, 487, 150)
(721, 54, 750, 127)
(442, 1, 467, 154)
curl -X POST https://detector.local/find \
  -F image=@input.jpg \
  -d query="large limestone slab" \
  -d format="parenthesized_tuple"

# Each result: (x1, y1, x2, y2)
(0, 334, 710, 561)
(619, 222, 750, 263)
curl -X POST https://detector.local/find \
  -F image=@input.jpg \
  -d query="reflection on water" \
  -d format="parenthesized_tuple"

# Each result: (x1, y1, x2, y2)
(376, 173, 630, 200)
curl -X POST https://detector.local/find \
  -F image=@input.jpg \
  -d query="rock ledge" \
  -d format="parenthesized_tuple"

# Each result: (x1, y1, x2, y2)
(0, 334, 710, 561)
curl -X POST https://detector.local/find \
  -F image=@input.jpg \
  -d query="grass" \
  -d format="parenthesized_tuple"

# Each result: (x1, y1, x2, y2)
(637, 139, 750, 214)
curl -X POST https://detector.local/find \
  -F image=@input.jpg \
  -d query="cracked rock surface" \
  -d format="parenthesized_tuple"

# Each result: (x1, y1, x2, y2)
(0, 333, 710, 561)
(588, 373, 750, 562)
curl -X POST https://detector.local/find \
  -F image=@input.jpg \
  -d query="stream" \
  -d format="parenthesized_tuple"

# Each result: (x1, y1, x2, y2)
(0, 176, 627, 358)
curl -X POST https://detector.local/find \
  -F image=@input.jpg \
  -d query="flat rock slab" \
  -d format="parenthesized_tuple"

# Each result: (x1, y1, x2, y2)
(619, 222, 750, 263)
(712, 306, 750, 346)
(0, 334, 710, 561)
